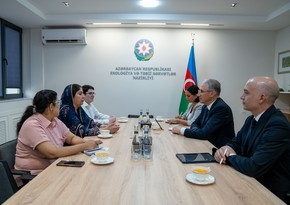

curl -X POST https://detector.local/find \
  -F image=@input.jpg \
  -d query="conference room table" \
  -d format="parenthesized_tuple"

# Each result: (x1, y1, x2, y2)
(4, 118, 285, 205)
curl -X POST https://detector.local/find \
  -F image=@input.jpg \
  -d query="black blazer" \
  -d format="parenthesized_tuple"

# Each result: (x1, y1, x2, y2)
(227, 105, 290, 202)
(184, 97, 235, 148)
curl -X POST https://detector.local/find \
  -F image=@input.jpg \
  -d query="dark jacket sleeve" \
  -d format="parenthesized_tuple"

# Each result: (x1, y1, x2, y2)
(227, 111, 290, 178)
(184, 100, 233, 140)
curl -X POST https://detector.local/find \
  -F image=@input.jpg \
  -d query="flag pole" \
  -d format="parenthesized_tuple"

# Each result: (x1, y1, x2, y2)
(191, 33, 195, 45)
(178, 33, 198, 114)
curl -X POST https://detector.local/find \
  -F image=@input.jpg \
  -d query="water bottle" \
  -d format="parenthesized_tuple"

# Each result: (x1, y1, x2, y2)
(138, 109, 143, 126)
(143, 130, 152, 160)
(146, 108, 150, 122)
(131, 125, 141, 160)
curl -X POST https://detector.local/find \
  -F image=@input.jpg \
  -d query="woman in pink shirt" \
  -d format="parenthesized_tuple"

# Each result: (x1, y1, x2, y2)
(15, 89, 102, 175)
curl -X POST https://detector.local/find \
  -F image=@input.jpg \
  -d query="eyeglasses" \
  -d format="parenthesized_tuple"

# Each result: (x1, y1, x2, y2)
(198, 89, 210, 93)
(87, 92, 95, 95)
(54, 100, 62, 105)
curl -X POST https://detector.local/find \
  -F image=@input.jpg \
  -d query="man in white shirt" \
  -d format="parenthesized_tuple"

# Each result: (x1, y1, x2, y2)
(81, 85, 116, 124)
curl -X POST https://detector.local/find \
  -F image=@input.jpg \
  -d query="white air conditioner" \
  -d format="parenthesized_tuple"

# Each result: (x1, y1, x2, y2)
(41, 28, 87, 45)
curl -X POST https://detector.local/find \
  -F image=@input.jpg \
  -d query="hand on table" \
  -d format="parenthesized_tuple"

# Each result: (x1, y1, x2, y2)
(214, 146, 236, 164)
(171, 126, 182, 134)
(105, 123, 120, 134)
(84, 139, 103, 150)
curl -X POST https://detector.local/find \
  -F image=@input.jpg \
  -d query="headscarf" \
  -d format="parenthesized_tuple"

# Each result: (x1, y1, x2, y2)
(58, 84, 100, 138)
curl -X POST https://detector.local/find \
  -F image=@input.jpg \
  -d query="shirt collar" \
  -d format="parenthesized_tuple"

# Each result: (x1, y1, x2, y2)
(82, 101, 90, 107)
(254, 111, 265, 122)
(207, 99, 217, 111)
(36, 113, 57, 128)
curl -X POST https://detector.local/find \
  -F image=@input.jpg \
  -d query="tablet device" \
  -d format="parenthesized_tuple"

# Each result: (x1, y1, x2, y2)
(83, 147, 103, 156)
(56, 160, 85, 167)
(176, 153, 216, 164)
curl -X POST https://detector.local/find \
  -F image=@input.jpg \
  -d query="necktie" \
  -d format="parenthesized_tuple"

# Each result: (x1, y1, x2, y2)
(202, 108, 209, 126)
(245, 118, 257, 147)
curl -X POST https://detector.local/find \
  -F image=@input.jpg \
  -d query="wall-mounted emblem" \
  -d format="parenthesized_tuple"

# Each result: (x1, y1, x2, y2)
(134, 39, 154, 61)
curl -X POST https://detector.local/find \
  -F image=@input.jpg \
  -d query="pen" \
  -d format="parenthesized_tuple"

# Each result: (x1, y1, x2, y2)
(219, 148, 228, 165)
(155, 118, 163, 130)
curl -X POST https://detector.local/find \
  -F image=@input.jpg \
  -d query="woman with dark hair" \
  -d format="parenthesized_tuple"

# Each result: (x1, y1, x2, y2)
(15, 89, 102, 175)
(58, 84, 119, 137)
(167, 85, 203, 126)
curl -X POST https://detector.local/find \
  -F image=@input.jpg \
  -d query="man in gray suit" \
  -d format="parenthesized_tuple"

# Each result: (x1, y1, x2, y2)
(172, 79, 235, 148)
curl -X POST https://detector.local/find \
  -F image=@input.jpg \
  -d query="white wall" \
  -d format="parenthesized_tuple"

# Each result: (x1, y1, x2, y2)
(274, 26, 290, 91)
(27, 28, 276, 133)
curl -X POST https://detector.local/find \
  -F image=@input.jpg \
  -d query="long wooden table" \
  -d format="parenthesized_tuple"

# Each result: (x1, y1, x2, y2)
(4, 119, 285, 205)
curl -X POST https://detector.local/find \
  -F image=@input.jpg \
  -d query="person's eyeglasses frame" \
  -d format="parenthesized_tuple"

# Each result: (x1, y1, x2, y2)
(87, 92, 95, 95)
(198, 89, 211, 94)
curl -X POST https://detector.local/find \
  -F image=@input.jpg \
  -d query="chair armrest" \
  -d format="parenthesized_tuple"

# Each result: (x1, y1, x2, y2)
(11, 169, 31, 175)
(21, 174, 36, 181)
(11, 169, 36, 185)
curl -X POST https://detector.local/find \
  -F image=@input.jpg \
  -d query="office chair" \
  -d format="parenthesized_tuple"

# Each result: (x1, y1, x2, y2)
(0, 139, 35, 185)
(0, 160, 19, 204)
(128, 114, 154, 118)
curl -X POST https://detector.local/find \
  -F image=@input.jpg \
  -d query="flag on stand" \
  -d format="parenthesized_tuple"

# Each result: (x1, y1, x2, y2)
(178, 44, 198, 114)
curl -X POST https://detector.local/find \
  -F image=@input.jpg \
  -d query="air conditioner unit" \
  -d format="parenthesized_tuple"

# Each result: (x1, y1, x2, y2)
(41, 28, 87, 45)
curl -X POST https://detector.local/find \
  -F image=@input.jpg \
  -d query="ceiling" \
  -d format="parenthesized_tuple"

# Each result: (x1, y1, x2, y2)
(1, 0, 290, 30)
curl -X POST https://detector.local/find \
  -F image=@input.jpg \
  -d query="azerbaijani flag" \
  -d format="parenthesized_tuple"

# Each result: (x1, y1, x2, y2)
(178, 45, 198, 114)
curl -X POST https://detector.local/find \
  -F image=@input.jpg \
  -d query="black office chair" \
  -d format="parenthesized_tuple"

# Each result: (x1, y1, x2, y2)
(128, 114, 154, 118)
(0, 160, 19, 204)
(0, 139, 35, 185)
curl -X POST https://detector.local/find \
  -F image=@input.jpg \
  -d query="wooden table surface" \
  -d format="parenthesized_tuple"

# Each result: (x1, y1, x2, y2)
(4, 119, 285, 205)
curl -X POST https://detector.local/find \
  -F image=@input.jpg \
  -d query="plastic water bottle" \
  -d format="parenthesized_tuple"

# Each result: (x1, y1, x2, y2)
(131, 125, 141, 160)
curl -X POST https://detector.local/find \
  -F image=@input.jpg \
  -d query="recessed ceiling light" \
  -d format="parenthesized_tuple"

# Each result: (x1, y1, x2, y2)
(139, 0, 160, 8)
(92, 23, 122, 25)
(231, 3, 238, 7)
(137, 22, 166, 25)
(181, 23, 210, 26)
(62, 2, 70, 7)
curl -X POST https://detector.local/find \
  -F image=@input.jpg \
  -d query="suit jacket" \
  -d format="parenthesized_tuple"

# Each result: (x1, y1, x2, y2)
(227, 105, 290, 202)
(184, 97, 235, 148)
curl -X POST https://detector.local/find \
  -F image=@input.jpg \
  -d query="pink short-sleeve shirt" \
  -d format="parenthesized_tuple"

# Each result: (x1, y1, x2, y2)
(15, 113, 69, 175)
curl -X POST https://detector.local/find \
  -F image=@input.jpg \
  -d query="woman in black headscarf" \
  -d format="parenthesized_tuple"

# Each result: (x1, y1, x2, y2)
(58, 84, 119, 137)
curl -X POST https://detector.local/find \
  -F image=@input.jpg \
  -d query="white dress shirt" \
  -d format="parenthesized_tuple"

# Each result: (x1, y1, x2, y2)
(81, 101, 110, 124)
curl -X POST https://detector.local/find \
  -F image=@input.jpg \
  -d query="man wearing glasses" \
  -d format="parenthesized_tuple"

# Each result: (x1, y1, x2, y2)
(172, 79, 235, 148)
(81, 85, 116, 125)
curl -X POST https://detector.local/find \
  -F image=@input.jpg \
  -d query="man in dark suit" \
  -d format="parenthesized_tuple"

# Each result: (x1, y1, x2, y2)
(215, 76, 290, 203)
(172, 79, 235, 148)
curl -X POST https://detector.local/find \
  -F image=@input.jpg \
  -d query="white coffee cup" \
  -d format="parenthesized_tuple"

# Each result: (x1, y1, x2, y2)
(100, 129, 110, 137)
(95, 151, 109, 162)
(151, 121, 159, 130)
(192, 166, 211, 181)
(156, 116, 163, 121)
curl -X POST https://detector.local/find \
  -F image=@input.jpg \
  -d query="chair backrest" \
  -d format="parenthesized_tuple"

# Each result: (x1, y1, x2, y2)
(0, 160, 18, 204)
(128, 114, 154, 118)
(0, 139, 17, 169)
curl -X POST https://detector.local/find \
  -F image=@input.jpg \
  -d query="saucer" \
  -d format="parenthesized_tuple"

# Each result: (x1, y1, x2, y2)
(186, 173, 215, 185)
(118, 119, 128, 123)
(90, 157, 114, 165)
(98, 134, 113, 139)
